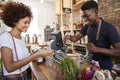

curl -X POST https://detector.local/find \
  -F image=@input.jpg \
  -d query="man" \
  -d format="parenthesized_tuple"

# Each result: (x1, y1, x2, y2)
(64, 0, 120, 70)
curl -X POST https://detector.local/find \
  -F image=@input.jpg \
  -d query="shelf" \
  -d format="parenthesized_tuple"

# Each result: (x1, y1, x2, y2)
(54, 30, 61, 32)
(55, 0, 87, 53)
(63, 29, 81, 32)
(72, 0, 86, 10)
(73, 29, 81, 31)
(63, 29, 71, 32)
(73, 44, 86, 47)
(56, 12, 68, 16)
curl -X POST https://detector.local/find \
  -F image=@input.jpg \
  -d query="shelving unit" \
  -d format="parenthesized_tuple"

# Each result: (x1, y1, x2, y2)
(55, 0, 88, 55)
(72, 0, 86, 10)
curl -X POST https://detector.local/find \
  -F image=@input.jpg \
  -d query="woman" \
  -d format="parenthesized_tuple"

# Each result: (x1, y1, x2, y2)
(0, 1, 53, 80)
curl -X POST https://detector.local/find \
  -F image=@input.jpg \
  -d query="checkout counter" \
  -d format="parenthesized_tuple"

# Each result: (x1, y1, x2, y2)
(25, 41, 120, 80)
(29, 53, 84, 80)
(29, 52, 120, 80)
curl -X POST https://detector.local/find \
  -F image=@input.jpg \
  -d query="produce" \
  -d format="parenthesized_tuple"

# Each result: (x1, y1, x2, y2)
(58, 57, 79, 80)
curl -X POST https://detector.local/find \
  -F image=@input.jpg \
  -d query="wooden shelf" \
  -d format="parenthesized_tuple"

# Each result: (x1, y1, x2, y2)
(63, 29, 71, 32)
(55, 0, 87, 53)
(73, 44, 86, 47)
(56, 12, 67, 16)
(55, 30, 61, 32)
(73, 29, 81, 31)
(72, 0, 86, 10)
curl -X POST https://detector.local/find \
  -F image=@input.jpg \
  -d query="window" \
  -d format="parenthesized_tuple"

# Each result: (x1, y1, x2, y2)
(22, 8, 39, 38)
(26, 8, 39, 35)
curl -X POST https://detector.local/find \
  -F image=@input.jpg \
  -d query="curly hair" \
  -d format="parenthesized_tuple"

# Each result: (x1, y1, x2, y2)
(0, 1, 33, 28)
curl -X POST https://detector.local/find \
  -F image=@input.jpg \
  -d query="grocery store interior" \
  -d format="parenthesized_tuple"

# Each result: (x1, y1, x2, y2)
(0, 0, 120, 80)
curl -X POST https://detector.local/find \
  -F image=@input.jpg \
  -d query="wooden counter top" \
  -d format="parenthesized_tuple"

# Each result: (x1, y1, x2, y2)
(29, 60, 92, 80)
(29, 62, 56, 80)
(30, 60, 119, 80)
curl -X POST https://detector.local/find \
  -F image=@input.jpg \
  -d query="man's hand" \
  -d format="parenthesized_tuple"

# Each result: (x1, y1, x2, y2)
(63, 35, 71, 43)
(86, 43, 98, 53)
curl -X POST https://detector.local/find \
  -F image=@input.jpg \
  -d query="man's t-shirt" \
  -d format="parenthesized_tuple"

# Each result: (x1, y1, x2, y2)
(80, 19, 120, 70)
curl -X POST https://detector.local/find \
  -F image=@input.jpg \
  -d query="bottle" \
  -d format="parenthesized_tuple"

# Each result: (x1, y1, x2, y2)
(25, 34, 30, 43)
(32, 34, 38, 44)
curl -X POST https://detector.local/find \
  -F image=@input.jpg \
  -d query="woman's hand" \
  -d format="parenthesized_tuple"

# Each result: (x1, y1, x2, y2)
(33, 49, 53, 59)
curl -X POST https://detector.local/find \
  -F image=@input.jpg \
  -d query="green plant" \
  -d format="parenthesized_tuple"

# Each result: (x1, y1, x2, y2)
(58, 57, 79, 80)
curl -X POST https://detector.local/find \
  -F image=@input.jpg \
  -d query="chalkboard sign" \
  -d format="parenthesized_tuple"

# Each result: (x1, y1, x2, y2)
(63, 8, 71, 13)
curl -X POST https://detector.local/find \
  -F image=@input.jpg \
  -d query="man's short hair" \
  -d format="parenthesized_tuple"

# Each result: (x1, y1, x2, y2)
(81, 0, 98, 11)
